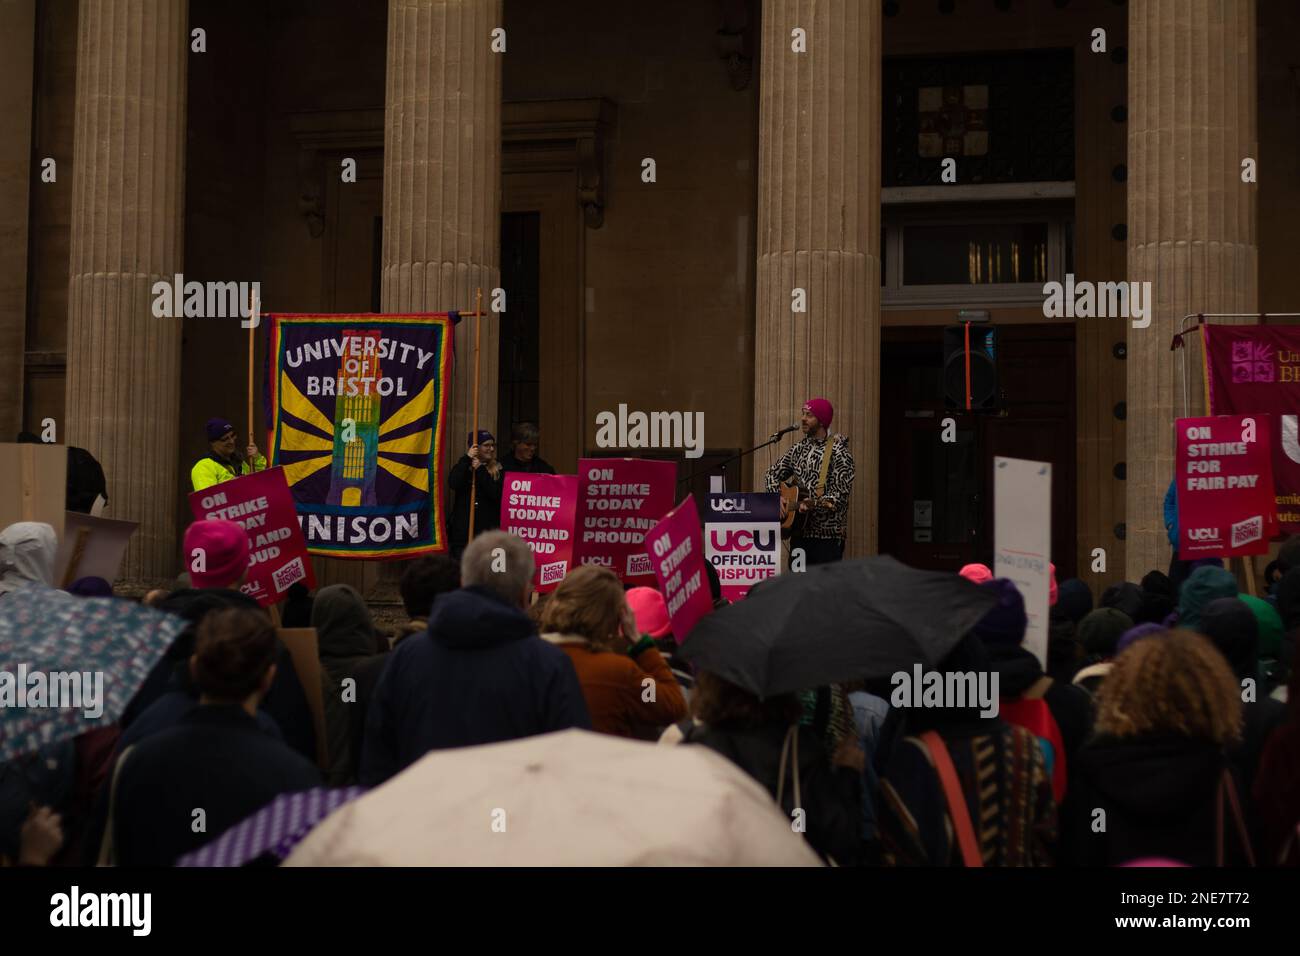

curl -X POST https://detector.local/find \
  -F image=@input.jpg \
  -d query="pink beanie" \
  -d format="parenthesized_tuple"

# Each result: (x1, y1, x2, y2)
(1049, 562, 1058, 606)
(803, 398, 833, 428)
(959, 563, 993, 585)
(183, 519, 250, 590)
(626, 586, 671, 639)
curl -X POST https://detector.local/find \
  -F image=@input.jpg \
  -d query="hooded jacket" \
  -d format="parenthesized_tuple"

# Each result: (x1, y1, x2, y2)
(112, 704, 319, 866)
(683, 720, 861, 865)
(1061, 734, 1254, 866)
(0, 522, 57, 595)
(499, 451, 556, 475)
(313, 584, 387, 785)
(190, 452, 267, 493)
(447, 456, 504, 549)
(983, 643, 1093, 762)
(1196, 597, 1287, 789)
(877, 634, 1057, 866)
(360, 586, 591, 785)
(121, 588, 318, 763)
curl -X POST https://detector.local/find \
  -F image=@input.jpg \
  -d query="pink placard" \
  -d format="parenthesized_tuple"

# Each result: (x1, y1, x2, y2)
(645, 496, 714, 641)
(500, 472, 578, 592)
(1176, 415, 1278, 559)
(573, 458, 676, 584)
(188, 467, 316, 606)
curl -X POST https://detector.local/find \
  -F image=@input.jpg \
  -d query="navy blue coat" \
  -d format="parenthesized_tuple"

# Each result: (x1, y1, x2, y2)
(360, 586, 591, 785)
(112, 705, 320, 866)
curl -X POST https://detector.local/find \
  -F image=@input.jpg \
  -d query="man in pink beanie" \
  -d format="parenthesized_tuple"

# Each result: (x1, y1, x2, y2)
(959, 563, 993, 584)
(763, 396, 855, 565)
(183, 519, 251, 590)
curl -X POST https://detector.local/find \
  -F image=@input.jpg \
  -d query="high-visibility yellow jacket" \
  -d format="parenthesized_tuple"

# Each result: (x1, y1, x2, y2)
(191, 455, 268, 492)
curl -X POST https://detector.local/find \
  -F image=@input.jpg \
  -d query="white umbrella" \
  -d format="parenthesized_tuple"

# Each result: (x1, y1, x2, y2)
(285, 729, 822, 866)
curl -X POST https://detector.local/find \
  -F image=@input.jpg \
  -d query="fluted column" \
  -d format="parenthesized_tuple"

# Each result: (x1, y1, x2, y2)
(65, 0, 187, 584)
(0, 0, 35, 440)
(382, 0, 501, 570)
(1126, 0, 1257, 575)
(751, 0, 881, 556)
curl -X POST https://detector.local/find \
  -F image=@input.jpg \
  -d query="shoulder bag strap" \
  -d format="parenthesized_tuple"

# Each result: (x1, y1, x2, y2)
(775, 723, 802, 812)
(96, 745, 134, 867)
(1024, 675, 1053, 700)
(1217, 768, 1256, 867)
(917, 730, 983, 867)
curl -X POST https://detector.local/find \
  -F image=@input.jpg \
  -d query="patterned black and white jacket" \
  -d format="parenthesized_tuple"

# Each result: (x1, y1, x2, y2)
(763, 433, 855, 541)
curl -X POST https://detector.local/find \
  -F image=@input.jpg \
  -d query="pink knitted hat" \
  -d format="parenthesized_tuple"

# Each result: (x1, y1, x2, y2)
(626, 586, 672, 639)
(183, 519, 250, 590)
(803, 398, 834, 428)
(959, 563, 994, 585)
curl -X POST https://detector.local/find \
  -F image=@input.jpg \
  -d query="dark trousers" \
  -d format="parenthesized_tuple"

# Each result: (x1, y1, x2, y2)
(794, 537, 845, 566)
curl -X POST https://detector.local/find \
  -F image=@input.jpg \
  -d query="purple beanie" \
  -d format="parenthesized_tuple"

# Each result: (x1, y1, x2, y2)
(1116, 622, 1166, 654)
(206, 417, 236, 441)
(972, 578, 1028, 646)
(66, 576, 113, 598)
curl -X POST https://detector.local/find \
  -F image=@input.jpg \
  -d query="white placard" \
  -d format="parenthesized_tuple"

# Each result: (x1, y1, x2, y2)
(993, 456, 1052, 667)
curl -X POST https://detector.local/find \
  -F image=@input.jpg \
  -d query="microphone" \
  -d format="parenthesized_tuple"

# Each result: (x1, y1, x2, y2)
(770, 423, 799, 439)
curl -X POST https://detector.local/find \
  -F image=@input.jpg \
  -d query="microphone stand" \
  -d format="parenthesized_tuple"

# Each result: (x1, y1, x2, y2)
(677, 429, 795, 486)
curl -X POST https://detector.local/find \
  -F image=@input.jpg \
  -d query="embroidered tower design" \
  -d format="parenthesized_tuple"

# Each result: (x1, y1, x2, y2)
(327, 330, 382, 507)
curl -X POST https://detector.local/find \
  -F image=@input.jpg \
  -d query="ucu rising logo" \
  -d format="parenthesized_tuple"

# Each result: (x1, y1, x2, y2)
(709, 529, 777, 552)
(1188, 527, 1220, 541)
(710, 498, 750, 514)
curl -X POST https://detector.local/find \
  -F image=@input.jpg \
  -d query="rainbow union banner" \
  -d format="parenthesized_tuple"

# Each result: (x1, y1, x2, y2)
(265, 313, 455, 559)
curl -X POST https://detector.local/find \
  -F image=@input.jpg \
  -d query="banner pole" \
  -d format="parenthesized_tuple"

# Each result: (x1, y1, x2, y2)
(1199, 322, 1211, 413)
(468, 287, 484, 543)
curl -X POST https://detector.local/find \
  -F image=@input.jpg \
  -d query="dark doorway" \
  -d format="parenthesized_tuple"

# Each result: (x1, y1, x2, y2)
(498, 212, 542, 447)
(878, 324, 1076, 577)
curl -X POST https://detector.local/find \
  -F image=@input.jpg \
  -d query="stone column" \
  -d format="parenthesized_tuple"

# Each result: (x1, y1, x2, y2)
(0, 0, 35, 440)
(381, 0, 501, 583)
(751, 0, 881, 557)
(65, 0, 188, 586)
(1126, 0, 1257, 575)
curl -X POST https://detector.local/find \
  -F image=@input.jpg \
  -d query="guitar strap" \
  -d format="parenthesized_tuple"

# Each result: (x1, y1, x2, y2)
(815, 436, 835, 498)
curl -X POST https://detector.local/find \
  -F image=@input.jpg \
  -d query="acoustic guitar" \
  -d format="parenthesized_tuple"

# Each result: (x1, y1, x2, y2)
(779, 479, 818, 539)
(777, 435, 837, 539)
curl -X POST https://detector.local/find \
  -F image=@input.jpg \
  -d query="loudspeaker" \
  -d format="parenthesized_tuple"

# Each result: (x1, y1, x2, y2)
(943, 324, 998, 409)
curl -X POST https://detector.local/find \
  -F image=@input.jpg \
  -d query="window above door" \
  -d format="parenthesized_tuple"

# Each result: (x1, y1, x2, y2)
(882, 198, 1073, 309)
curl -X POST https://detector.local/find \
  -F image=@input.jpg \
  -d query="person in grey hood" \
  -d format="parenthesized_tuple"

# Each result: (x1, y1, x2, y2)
(0, 522, 58, 596)
(313, 584, 388, 785)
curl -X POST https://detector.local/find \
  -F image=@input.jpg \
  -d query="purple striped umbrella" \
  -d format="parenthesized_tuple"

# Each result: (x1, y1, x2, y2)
(177, 786, 366, 867)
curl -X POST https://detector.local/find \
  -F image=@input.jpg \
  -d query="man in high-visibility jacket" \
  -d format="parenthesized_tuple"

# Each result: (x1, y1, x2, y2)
(191, 417, 267, 491)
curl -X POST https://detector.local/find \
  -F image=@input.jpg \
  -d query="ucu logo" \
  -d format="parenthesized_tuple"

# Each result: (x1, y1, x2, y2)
(709, 529, 777, 552)
(1188, 527, 1220, 541)
(710, 498, 749, 513)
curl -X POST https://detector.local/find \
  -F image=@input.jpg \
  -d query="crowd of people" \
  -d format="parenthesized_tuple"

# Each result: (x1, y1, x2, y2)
(2, 502, 1298, 867)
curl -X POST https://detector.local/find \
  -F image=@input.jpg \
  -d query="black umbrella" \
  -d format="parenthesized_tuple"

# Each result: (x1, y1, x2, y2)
(679, 555, 998, 698)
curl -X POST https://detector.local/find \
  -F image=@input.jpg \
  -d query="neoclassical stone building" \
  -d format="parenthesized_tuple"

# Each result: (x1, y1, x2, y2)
(2, 0, 1296, 600)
